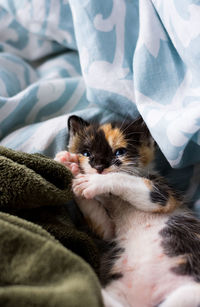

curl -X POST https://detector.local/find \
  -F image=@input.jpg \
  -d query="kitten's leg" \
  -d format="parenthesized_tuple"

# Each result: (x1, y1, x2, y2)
(55, 151, 114, 239)
(160, 283, 200, 307)
(73, 173, 180, 214)
(54, 151, 79, 175)
(76, 197, 115, 240)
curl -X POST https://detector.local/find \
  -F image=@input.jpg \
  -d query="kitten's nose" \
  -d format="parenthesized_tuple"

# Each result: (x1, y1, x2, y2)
(94, 165, 104, 174)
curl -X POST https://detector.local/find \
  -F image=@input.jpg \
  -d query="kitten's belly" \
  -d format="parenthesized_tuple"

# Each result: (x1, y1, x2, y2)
(107, 216, 193, 307)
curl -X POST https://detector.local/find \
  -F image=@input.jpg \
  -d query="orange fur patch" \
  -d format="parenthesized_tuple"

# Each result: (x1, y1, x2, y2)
(101, 124, 127, 150)
(68, 134, 81, 153)
(78, 155, 97, 174)
(176, 256, 187, 266)
(78, 155, 87, 165)
(153, 194, 181, 214)
(143, 178, 152, 190)
(139, 144, 155, 166)
(166, 194, 181, 212)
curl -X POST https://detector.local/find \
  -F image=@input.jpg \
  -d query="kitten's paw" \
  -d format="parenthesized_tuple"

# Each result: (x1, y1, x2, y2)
(54, 151, 79, 176)
(72, 174, 107, 199)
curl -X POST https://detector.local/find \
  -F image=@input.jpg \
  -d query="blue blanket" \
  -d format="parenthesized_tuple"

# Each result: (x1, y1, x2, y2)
(0, 0, 199, 214)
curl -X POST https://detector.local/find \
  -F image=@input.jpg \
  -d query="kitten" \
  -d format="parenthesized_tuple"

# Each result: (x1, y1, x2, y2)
(55, 115, 200, 307)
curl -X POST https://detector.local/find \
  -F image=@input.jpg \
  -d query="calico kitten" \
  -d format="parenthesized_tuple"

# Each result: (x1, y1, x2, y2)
(55, 115, 200, 307)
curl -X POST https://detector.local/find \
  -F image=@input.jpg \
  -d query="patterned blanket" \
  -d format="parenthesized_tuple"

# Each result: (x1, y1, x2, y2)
(0, 0, 199, 214)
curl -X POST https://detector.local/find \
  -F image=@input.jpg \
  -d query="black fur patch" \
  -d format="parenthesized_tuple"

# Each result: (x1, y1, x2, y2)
(160, 212, 200, 282)
(110, 272, 123, 280)
(99, 240, 124, 287)
(87, 128, 113, 171)
(150, 183, 169, 206)
(148, 174, 182, 206)
(114, 159, 122, 167)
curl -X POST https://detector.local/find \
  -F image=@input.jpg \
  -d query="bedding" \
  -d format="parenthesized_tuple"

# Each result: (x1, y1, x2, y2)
(0, 146, 103, 307)
(0, 0, 200, 305)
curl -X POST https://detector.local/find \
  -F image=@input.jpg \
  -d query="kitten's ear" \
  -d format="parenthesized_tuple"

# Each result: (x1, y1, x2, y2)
(68, 115, 89, 137)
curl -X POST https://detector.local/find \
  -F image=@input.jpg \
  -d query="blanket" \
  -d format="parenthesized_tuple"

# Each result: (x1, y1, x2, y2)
(0, 146, 103, 307)
(0, 145, 73, 209)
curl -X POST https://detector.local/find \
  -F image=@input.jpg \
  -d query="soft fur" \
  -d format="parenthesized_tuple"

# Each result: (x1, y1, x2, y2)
(55, 116, 200, 307)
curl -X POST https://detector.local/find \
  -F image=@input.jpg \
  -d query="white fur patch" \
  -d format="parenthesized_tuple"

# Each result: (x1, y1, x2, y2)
(104, 213, 194, 307)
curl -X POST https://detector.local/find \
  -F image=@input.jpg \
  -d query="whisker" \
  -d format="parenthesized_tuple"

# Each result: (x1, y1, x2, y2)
(118, 112, 133, 131)
(120, 120, 137, 135)
(120, 115, 144, 135)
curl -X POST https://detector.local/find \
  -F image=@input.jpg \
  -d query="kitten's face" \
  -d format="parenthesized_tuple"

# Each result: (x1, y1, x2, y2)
(68, 116, 155, 175)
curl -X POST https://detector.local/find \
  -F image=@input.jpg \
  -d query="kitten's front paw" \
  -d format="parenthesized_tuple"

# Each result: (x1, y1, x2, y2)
(72, 174, 107, 199)
(54, 151, 79, 176)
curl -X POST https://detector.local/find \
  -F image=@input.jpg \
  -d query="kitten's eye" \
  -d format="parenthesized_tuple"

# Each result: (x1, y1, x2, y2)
(115, 148, 127, 157)
(82, 150, 91, 157)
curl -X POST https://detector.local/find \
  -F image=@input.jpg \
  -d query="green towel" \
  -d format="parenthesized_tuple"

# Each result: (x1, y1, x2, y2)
(0, 146, 103, 307)
(0, 145, 73, 209)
